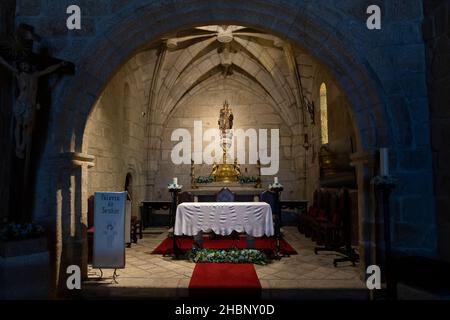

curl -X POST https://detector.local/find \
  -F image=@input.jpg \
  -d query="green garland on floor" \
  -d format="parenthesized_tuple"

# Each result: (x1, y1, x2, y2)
(187, 248, 268, 265)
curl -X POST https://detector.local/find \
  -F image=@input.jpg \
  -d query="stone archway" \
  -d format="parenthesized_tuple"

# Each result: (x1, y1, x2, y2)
(27, 0, 435, 290)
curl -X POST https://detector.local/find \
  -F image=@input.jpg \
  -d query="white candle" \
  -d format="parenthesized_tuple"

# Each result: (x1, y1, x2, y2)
(173, 177, 178, 185)
(274, 176, 278, 184)
(380, 148, 389, 176)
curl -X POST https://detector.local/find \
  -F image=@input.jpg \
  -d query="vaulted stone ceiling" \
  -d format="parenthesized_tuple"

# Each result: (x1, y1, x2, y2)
(135, 25, 317, 134)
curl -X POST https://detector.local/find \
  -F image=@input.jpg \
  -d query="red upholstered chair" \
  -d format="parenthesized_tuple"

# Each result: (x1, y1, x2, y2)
(311, 191, 337, 243)
(314, 189, 347, 254)
(298, 190, 319, 237)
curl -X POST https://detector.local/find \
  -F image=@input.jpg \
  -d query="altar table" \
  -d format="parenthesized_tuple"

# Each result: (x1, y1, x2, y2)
(174, 202, 274, 237)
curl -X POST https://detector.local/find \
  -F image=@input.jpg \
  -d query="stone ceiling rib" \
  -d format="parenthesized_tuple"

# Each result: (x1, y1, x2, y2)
(147, 24, 313, 129)
(158, 53, 296, 128)
(165, 73, 271, 122)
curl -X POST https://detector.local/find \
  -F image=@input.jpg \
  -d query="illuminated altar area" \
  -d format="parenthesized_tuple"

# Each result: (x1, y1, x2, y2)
(191, 100, 261, 190)
(185, 100, 265, 200)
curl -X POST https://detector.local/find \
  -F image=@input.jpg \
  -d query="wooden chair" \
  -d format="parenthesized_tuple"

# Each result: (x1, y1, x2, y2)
(212, 188, 236, 239)
(260, 190, 279, 236)
(311, 191, 336, 244)
(314, 189, 359, 267)
(130, 214, 143, 244)
(298, 190, 319, 237)
(260, 190, 276, 212)
(126, 191, 143, 244)
(178, 191, 194, 204)
(216, 187, 235, 202)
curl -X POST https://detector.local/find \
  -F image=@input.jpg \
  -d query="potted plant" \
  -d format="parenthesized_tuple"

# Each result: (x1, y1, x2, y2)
(0, 222, 50, 299)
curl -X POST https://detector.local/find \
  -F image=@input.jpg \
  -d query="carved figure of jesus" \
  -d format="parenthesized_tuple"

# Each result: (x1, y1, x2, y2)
(0, 56, 67, 158)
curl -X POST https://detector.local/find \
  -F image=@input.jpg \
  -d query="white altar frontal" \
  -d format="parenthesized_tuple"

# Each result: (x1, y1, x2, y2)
(174, 202, 274, 237)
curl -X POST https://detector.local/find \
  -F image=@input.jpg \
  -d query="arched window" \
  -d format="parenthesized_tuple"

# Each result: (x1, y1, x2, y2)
(320, 83, 328, 145)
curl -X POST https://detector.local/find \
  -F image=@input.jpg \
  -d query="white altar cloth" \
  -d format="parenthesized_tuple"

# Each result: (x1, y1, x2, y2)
(175, 202, 274, 237)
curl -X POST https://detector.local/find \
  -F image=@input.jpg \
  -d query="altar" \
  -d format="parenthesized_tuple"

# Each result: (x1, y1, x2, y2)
(174, 202, 274, 237)
(188, 185, 265, 202)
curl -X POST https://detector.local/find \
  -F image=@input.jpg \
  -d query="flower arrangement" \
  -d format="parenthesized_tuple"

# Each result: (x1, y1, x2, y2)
(195, 176, 215, 184)
(269, 177, 284, 191)
(0, 223, 45, 241)
(269, 182, 284, 191)
(238, 176, 258, 184)
(188, 248, 268, 265)
(167, 183, 183, 190)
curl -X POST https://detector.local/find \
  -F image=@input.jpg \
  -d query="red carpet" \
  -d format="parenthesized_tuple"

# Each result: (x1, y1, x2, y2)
(151, 236, 297, 255)
(189, 263, 261, 298)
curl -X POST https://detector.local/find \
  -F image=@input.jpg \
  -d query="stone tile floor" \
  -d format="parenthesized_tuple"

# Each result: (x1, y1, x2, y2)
(82, 227, 368, 299)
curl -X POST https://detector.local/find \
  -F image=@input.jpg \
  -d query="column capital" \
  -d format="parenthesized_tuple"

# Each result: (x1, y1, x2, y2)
(52, 152, 95, 168)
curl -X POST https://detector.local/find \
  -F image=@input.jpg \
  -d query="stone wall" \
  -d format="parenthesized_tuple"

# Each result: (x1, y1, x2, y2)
(83, 57, 148, 216)
(14, 0, 438, 258)
(154, 78, 300, 200)
(305, 69, 358, 204)
(423, 1, 450, 262)
(82, 44, 355, 207)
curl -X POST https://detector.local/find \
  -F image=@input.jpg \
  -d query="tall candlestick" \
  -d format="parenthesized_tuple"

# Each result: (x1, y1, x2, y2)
(274, 176, 279, 184)
(173, 177, 178, 185)
(380, 148, 389, 176)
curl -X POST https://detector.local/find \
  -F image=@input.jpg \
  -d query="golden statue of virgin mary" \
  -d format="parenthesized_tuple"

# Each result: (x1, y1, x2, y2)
(218, 100, 234, 134)
(211, 100, 240, 183)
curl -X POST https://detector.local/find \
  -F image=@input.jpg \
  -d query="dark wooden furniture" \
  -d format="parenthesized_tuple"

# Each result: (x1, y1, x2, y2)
(140, 201, 172, 228)
(191, 187, 264, 202)
(178, 191, 194, 204)
(235, 194, 255, 202)
(280, 200, 308, 214)
(169, 188, 181, 258)
(280, 200, 308, 226)
(310, 189, 359, 267)
(130, 216, 143, 243)
(260, 191, 277, 234)
(216, 187, 235, 202)
(197, 195, 216, 202)
(298, 190, 326, 239)
(261, 189, 284, 257)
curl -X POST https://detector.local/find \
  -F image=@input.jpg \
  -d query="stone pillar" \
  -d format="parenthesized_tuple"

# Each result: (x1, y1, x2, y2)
(350, 151, 376, 278)
(52, 152, 94, 296)
(0, 0, 15, 222)
(423, 1, 450, 262)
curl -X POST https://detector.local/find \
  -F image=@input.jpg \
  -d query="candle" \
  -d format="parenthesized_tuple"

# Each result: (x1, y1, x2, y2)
(173, 177, 178, 185)
(380, 148, 389, 176)
(274, 176, 278, 184)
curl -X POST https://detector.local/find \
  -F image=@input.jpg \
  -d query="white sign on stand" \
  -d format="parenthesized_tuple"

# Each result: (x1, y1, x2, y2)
(93, 192, 126, 269)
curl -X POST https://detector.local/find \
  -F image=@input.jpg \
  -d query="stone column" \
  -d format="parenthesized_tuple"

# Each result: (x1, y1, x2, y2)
(52, 152, 95, 295)
(350, 151, 376, 279)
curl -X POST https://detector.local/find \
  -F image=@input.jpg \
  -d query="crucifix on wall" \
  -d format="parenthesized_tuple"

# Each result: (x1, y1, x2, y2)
(0, 23, 73, 221)
(0, 56, 68, 159)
